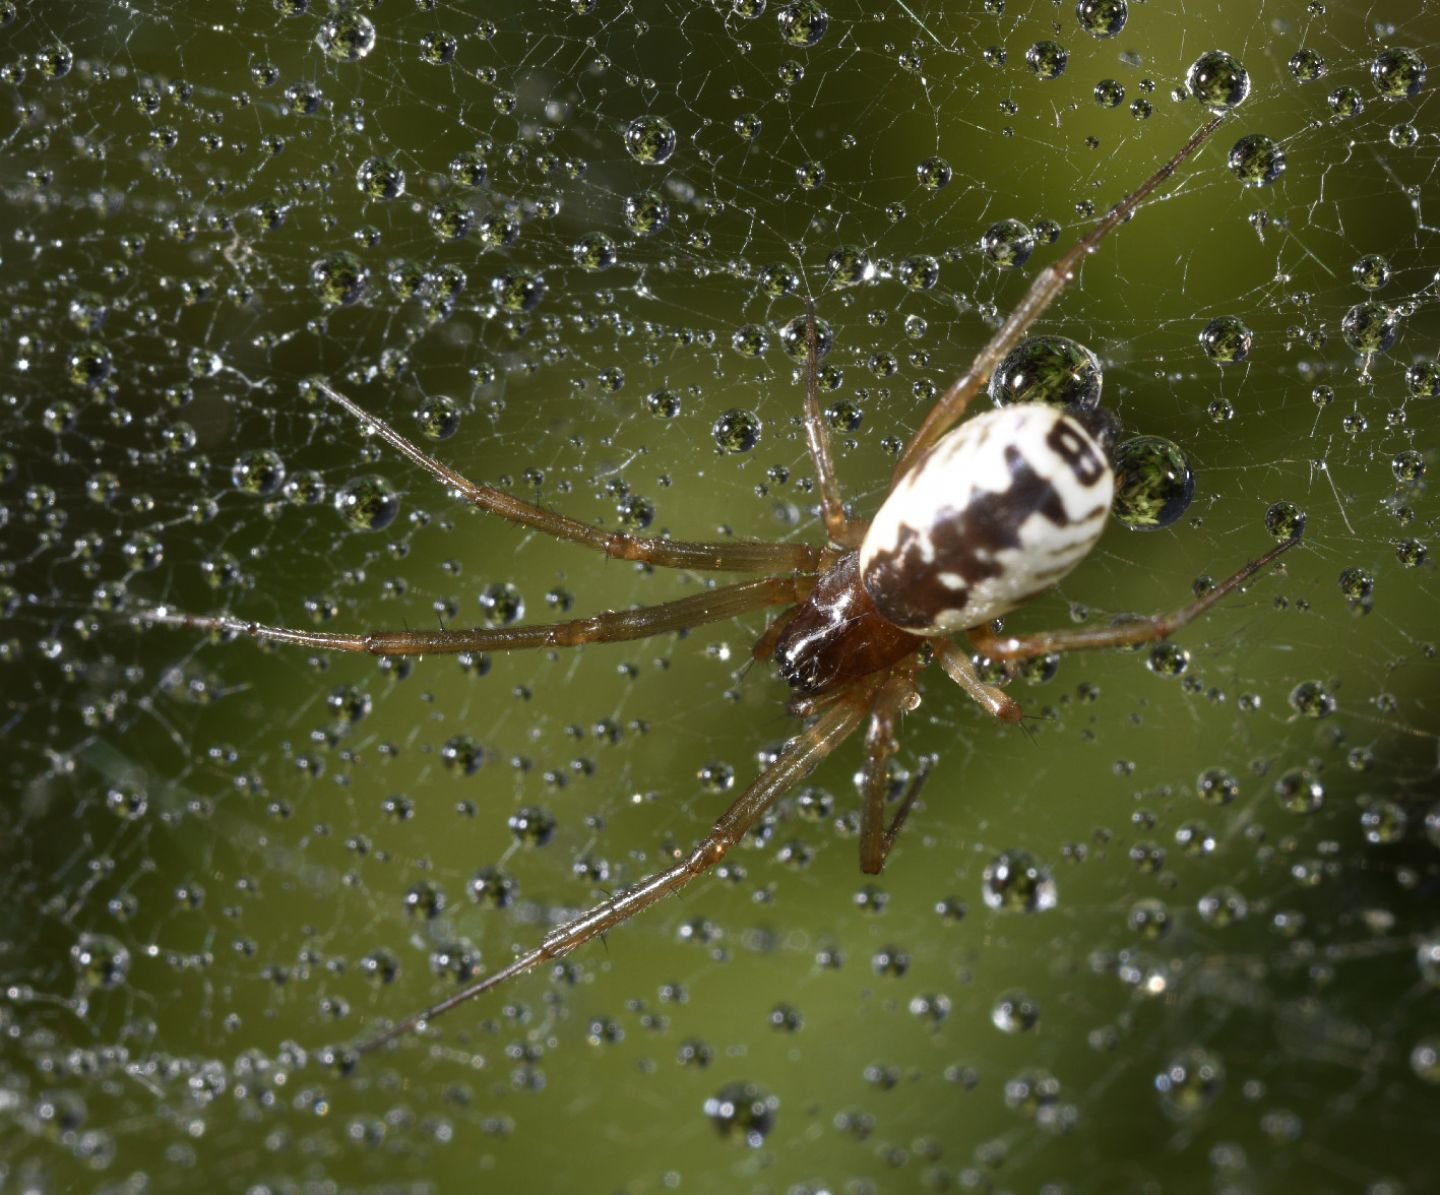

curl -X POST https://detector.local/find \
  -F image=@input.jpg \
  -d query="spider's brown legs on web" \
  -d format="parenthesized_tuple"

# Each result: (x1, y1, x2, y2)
(144, 575, 811, 656)
(353, 682, 874, 1056)
(316, 380, 833, 575)
(931, 638, 1023, 723)
(858, 662, 930, 875)
(798, 300, 864, 550)
(891, 113, 1229, 482)
(968, 534, 1301, 663)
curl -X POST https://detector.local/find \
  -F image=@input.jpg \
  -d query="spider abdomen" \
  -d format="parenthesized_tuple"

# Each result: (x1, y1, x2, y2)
(859, 404, 1113, 634)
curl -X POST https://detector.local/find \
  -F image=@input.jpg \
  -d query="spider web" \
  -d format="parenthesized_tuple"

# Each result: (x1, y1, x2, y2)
(3, 0, 1439, 1189)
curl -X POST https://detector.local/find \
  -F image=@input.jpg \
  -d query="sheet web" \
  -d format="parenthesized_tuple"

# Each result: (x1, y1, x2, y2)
(2, 1, 1438, 1190)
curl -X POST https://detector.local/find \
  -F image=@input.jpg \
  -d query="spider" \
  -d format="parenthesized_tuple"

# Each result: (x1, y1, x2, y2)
(148, 112, 1299, 1057)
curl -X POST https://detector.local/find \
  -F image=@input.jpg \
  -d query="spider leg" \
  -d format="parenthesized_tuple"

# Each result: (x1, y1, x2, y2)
(143, 575, 810, 656)
(892, 114, 1228, 482)
(352, 684, 872, 1056)
(932, 638, 1023, 723)
(316, 380, 833, 574)
(968, 534, 1300, 663)
(859, 663, 931, 875)
(799, 301, 863, 550)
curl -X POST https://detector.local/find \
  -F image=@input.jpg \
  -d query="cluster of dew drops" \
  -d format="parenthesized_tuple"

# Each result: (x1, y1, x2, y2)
(17, 0, 1438, 1162)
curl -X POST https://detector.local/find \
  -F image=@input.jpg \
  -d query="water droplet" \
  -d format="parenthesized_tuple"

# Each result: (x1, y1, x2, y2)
(71, 933, 131, 989)
(1410, 1038, 1440, 1084)
(1288, 679, 1335, 719)
(492, 268, 545, 312)
(310, 252, 368, 306)
(1361, 799, 1408, 845)
(982, 849, 1057, 912)
(468, 866, 518, 908)
(1351, 254, 1391, 290)
(980, 218, 1035, 269)
(1341, 301, 1398, 353)
(1370, 47, 1427, 99)
(67, 340, 113, 389)
(479, 582, 524, 626)
(1263, 500, 1306, 541)
(915, 155, 952, 189)
(1147, 643, 1190, 677)
(572, 231, 617, 272)
(1156, 1047, 1225, 1117)
(231, 449, 286, 496)
(713, 409, 762, 453)
(441, 734, 485, 774)
(1200, 885, 1250, 926)
(704, 1081, 778, 1147)
(729, 323, 768, 358)
(1392, 449, 1426, 484)
(623, 115, 677, 164)
(414, 395, 461, 440)
(334, 474, 399, 531)
(1228, 133, 1285, 187)
(1111, 436, 1194, 531)
(1405, 361, 1440, 398)
(315, 14, 375, 62)
(1288, 48, 1327, 83)
(1186, 50, 1250, 111)
(359, 949, 398, 986)
(623, 190, 670, 235)
(35, 41, 74, 80)
(778, 315, 832, 360)
(1075, 0, 1127, 38)
(1274, 767, 1324, 813)
(1196, 767, 1240, 806)
(1395, 538, 1427, 568)
(777, 0, 828, 48)
(991, 990, 1041, 1032)
(106, 783, 149, 820)
(419, 31, 459, 66)
(898, 253, 940, 289)
(1128, 898, 1172, 939)
(509, 806, 557, 846)
(356, 156, 405, 200)
(1026, 40, 1069, 80)
(825, 244, 873, 286)
(988, 336, 1102, 409)
(448, 151, 487, 188)
(1199, 314, 1254, 363)
(1094, 78, 1125, 107)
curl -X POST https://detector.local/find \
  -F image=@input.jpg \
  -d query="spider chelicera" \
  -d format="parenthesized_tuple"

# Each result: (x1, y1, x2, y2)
(149, 112, 1299, 1056)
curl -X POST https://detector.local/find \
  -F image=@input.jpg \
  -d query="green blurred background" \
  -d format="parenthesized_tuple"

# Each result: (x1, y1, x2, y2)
(2, 1, 1438, 1191)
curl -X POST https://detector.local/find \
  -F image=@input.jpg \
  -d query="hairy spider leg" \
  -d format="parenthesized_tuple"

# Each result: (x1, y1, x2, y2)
(798, 299, 863, 550)
(315, 379, 833, 575)
(931, 638, 1023, 723)
(967, 534, 1301, 662)
(892, 113, 1229, 483)
(145, 575, 810, 656)
(353, 682, 875, 1056)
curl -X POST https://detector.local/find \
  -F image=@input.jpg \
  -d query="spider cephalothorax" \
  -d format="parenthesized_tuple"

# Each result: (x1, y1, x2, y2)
(148, 111, 1299, 1058)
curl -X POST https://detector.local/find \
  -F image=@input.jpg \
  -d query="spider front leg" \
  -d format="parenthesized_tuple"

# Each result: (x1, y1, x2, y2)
(969, 534, 1301, 663)
(891, 114, 1227, 482)
(353, 682, 874, 1056)
(316, 380, 833, 574)
(798, 301, 864, 550)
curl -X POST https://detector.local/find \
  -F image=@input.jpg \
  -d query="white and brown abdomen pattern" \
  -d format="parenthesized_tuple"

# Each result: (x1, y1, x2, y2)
(859, 404, 1114, 634)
